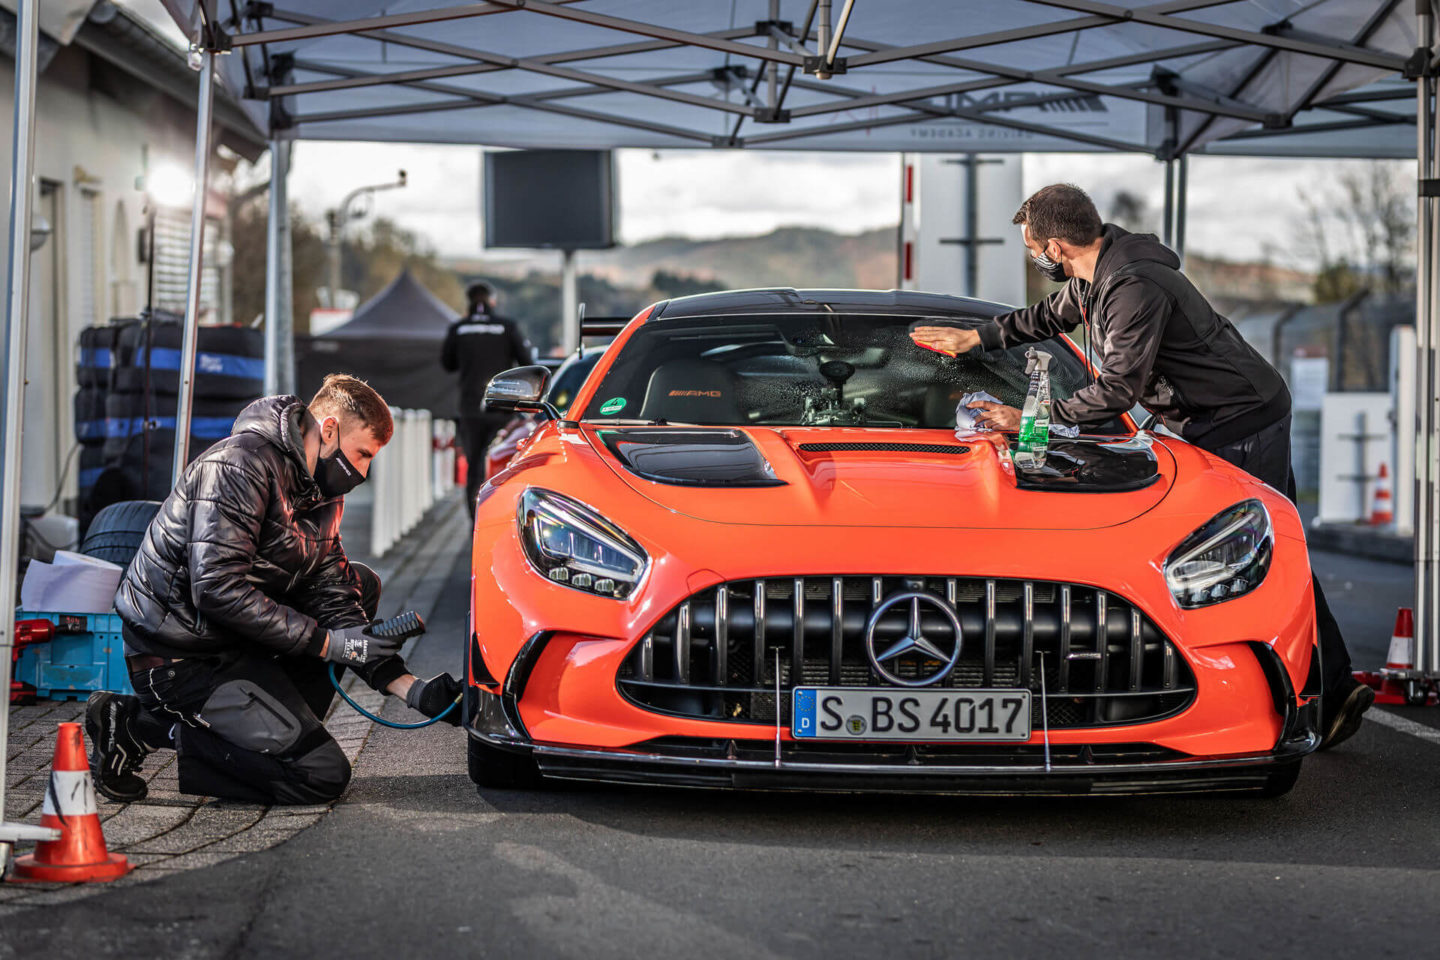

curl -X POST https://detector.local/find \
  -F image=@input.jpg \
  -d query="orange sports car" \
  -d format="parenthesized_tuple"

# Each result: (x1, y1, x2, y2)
(463, 289, 1319, 796)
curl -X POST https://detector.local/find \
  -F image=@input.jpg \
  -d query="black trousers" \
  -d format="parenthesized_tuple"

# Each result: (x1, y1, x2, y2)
(1198, 415, 1353, 691)
(457, 414, 510, 518)
(130, 564, 385, 805)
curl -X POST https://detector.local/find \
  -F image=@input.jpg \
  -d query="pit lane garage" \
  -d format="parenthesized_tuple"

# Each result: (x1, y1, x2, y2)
(463, 289, 1318, 796)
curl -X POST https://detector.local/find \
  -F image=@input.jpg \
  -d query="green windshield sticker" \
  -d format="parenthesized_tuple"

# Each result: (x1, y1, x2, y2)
(599, 397, 627, 416)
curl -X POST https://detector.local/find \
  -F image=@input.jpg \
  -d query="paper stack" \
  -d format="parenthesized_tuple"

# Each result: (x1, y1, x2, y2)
(20, 550, 124, 614)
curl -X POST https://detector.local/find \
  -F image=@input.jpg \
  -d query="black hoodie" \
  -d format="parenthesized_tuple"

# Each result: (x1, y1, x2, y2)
(115, 396, 385, 676)
(977, 224, 1290, 446)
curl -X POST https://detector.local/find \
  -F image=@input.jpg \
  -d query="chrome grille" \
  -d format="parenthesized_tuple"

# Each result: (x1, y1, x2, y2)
(616, 576, 1195, 728)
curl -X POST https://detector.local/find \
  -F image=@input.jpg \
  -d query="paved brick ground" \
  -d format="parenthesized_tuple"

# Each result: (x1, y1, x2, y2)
(0, 492, 467, 910)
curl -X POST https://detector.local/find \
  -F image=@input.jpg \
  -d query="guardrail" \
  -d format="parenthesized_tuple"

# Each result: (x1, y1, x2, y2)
(369, 409, 456, 557)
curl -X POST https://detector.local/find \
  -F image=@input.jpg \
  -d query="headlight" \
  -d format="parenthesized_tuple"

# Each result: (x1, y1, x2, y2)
(1164, 499, 1273, 608)
(517, 488, 648, 598)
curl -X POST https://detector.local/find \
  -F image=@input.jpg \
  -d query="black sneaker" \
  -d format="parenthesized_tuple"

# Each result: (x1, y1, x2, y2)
(1319, 678, 1375, 751)
(85, 691, 152, 802)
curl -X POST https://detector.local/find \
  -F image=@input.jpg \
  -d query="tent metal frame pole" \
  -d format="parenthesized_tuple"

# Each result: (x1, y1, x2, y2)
(782, 68, 1278, 124)
(264, 137, 295, 396)
(235, 1, 544, 46)
(173, 49, 217, 481)
(1027, 0, 1406, 71)
(1417, 0, 1438, 686)
(1174, 154, 1188, 262)
(0, 0, 49, 872)
(482, 0, 808, 68)
(743, 99, 1149, 152)
(560, 249, 579, 355)
(1163, 159, 1176, 248)
(829, 0, 1235, 66)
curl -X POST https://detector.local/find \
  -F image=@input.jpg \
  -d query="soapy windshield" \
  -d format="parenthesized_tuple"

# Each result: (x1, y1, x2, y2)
(579, 313, 1127, 433)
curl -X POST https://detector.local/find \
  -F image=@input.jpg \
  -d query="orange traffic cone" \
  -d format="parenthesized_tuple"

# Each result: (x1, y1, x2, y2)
(1386, 607, 1416, 671)
(1370, 463, 1394, 526)
(9, 722, 130, 882)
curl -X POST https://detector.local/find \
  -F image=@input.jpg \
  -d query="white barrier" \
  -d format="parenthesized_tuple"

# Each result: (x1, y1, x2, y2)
(367, 411, 458, 557)
(432, 419, 456, 503)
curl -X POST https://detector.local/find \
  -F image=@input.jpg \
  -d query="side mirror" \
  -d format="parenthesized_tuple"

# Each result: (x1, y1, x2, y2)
(484, 365, 557, 418)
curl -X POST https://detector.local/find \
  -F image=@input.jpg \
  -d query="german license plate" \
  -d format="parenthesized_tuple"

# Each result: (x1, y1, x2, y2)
(791, 687, 1031, 741)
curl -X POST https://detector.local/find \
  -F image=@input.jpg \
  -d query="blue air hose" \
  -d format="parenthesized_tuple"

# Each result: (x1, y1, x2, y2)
(327, 663, 459, 729)
(325, 611, 461, 729)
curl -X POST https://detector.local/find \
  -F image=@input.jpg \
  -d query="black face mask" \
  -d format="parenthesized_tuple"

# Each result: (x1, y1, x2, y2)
(315, 445, 365, 498)
(1030, 251, 1068, 283)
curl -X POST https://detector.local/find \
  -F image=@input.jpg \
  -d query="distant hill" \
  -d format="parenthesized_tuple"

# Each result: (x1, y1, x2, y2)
(446, 225, 899, 291)
(443, 225, 1319, 354)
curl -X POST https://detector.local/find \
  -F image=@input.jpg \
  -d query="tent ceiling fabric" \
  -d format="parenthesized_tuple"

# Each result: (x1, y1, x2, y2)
(159, 0, 1416, 157)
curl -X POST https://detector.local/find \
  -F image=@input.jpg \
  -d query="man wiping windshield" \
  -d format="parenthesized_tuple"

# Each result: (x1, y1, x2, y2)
(910, 182, 1372, 750)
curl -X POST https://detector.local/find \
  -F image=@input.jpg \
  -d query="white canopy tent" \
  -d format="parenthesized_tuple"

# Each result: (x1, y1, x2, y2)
(0, 0, 1432, 856)
(156, 1, 1412, 155)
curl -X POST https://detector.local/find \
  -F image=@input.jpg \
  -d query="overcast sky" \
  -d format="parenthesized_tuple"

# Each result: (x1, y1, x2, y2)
(283, 143, 1400, 270)
(121, 0, 1405, 272)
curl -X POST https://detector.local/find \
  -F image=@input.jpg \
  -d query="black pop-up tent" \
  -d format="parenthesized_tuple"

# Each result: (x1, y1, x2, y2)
(296, 269, 460, 417)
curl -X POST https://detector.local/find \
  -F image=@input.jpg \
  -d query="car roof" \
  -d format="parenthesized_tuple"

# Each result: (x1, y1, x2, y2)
(649, 288, 1014, 321)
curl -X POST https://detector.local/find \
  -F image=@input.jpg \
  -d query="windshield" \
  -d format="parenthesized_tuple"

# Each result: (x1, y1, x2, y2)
(578, 314, 1126, 433)
(546, 351, 602, 415)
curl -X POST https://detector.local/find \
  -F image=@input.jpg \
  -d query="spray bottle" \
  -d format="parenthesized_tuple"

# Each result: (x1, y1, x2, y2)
(1015, 347, 1053, 467)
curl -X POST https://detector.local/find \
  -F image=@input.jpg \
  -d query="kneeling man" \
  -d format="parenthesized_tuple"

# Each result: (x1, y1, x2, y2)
(88, 374, 461, 805)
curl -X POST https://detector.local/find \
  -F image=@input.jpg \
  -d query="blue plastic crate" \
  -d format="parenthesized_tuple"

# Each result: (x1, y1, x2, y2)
(13, 610, 133, 701)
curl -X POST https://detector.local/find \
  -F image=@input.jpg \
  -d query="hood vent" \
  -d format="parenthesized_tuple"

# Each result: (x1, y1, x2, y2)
(600, 428, 785, 487)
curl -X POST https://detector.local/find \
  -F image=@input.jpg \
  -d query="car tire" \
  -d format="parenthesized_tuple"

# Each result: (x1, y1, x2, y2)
(80, 499, 161, 567)
(1256, 760, 1303, 798)
(467, 735, 543, 790)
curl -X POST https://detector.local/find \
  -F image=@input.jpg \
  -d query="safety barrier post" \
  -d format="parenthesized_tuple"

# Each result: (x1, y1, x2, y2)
(403, 410, 421, 534)
(419, 410, 434, 515)
(445, 421, 456, 492)
(432, 419, 454, 502)
(368, 433, 388, 558)
(432, 420, 444, 503)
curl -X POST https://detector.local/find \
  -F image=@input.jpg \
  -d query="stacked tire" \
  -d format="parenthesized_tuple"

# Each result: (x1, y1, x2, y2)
(74, 325, 121, 532)
(81, 314, 264, 517)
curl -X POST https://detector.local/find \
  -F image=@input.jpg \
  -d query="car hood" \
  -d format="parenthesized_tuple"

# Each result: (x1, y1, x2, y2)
(584, 426, 1174, 530)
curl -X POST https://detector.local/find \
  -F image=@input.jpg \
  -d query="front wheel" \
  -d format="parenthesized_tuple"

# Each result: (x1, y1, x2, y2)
(467, 735, 543, 790)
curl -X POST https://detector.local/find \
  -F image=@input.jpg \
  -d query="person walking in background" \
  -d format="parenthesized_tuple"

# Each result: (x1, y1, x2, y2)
(442, 281, 535, 516)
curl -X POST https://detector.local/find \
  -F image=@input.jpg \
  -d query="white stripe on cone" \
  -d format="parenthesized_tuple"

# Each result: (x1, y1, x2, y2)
(41, 769, 99, 817)
(1386, 632, 1414, 670)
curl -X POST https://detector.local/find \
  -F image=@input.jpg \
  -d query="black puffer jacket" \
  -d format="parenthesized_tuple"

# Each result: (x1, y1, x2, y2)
(116, 396, 372, 664)
(978, 224, 1290, 446)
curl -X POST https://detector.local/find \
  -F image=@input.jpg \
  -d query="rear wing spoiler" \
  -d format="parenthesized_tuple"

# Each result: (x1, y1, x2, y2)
(581, 317, 630, 338)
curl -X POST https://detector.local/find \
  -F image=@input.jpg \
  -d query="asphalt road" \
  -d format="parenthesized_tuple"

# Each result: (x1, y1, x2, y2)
(4, 548, 1437, 959)
(1312, 548, 1415, 670)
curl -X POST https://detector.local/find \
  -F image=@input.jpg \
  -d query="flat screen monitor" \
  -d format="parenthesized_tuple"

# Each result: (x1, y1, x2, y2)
(483, 149, 616, 250)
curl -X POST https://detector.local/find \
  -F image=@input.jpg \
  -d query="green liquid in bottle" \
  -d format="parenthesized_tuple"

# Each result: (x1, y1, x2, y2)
(1016, 348, 1053, 465)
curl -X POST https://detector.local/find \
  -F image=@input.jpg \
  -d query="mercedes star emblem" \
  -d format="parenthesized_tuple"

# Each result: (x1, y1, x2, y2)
(864, 590, 964, 687)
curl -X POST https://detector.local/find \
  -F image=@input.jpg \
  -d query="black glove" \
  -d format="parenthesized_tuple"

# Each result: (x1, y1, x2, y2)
(324, 624, 404, 667)
(405, 673, 464, 726)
